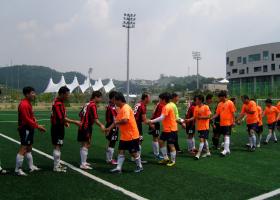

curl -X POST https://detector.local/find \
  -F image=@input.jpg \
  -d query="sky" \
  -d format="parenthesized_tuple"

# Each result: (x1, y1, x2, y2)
(1, 0, 280, 80)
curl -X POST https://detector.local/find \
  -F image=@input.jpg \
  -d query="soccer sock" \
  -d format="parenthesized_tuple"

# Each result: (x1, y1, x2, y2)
(25, 152, 34, 168)
(135, 156, 143, 168)
(53, 149, 61, 168)
(117, 155, 125, 170)
(198, 142, 204, 156)
(192, 137, 196, 149)
(80, 147, 88, 165)
(266, 131, 272, 142)
(224, 136, 230, 152)
(205, 140, 210, 152)
(106, 147, 114, 162)
(170, 151, 176, 163)
(258, 134, 262, 145)
(249, 136, 253, 148)
(187, 139, 193, 151)
(139, 145, 142, 156)
(273, 132, 278, 141)
(15, 154, 24, 171)
(160, 147, 168, 160)
(252, 134, 257, 147)
(152, 141, 159, 156)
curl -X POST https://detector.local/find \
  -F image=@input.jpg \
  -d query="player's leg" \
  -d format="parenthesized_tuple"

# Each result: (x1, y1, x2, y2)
(265, 126, 273, 144)
(158, 133, 169, 164)
(195, 136, 205, 160)
(272, 123, 278, 143)
(80, 141, 92, 170)
(111, 149, 125, 173)
(26, 145, 41, 172)
(257, 126, 263, 147)
(201, 131, 211, 158)
(0, 159, 8, 175)
(130, 140, 143, 173)
(248, 126, 257, 151)
(167, 143, 176, 167)
(15, 145, 27, 176)
(152, 134, 160, 159)
(106, 134, 118, 164)
(52, 125, 66, 172)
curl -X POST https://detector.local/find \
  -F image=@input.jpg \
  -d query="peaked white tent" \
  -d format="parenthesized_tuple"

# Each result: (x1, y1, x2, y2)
(80, 78, 91, 93)
(56, 75, 67, 88)
(44, 77, 58, 93)
(67, 76, 80, 93)
(103, 79, 115, 93)
(92, 78, 104, 91)
(219, 78, 229, 84)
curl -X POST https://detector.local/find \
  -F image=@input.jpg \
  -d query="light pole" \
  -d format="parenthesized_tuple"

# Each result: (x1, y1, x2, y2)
(122, 13, 136, 103)
(192, 51, 201, 90)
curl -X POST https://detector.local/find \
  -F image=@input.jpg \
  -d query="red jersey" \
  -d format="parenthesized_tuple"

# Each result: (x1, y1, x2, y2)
(151, 102, 164, 119)
(79, 100, 98, 131)
(105, 102, 117, 126)
(133, 101, 147, 124)
(18, 98, 38, 129)
(185, 102, 196, 127)
(51, 98, 66, 126)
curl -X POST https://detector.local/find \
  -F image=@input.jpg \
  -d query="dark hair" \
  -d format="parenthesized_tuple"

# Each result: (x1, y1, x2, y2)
(218, 90, 227, 98)
(58, 86, 70, 95)
(91, 91, 102, 99)
(265, 98, 272, 104)
(196, 94, 204, 102)
(159, 92, 170, 103)
(230, 97, 236, 102)
(108, 91, 117, 100)
(171, 93, 178, 99)
(23, 86, 35, 96)
(141, 92, 149, 101)
(242, 95, 249, 100)
(206, 93, 213, 100)
(114, 92, 126, 103)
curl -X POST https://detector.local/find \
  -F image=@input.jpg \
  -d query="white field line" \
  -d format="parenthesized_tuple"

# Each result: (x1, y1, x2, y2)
(248, 189, 280, 200)
(0, 132, 148, 200)
(0, 119, 50, 123)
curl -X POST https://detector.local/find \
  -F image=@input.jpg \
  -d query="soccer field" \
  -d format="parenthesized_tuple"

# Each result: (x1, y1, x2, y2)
(1, 109, 280, 200)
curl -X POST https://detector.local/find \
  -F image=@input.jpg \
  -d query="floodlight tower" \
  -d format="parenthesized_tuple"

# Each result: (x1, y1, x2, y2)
(88, 67, 93, 88)
(192, 51, 201, 90)
(122, 13, 136, 103)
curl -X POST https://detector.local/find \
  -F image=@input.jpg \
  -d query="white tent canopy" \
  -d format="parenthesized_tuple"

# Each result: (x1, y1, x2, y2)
(43, 75, 115, 94)
(219, 78, 229, 84)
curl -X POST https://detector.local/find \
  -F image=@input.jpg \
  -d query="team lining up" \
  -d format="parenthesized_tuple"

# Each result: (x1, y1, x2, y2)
(2, 86, 280, 176)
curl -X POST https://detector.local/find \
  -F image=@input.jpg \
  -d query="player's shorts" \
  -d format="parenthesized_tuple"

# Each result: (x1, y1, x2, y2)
(77, 128, 92, 143)
(220, 126, 231, 136)
(198, 130, 209, 139)
(118, 139, 140, 153)
(160, 131, 178, 145)
(257, 125, 263, 134)
(51, 124, 65, 146)
(148, 123, 160, 137)
(247, 123, 258, 134)
(268, 122, 277, 131)
(186, 125, 195, 135)
(106, 128, 119, 142)
(18, 126, 34, 146)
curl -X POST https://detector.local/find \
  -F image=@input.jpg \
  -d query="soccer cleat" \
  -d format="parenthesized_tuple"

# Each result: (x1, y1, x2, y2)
(29, 165, 41, 173)
(274, 140, 278, 143)
(53, 165, 67, 173)
(0, 169, 8, 175)
(155, 154, 164, 160)
(245, 143, 251, 147)
(15, 169, 28, 176)
(166, 161, 176, 167)
(110, 159, 118, 165)
(263, 141, 268, 145)
(57, 164, 67, 170)
(141, 160, 148, 164)
(80, 164, 93, 170)
(110, 167, 122, 174)
(249, 146, 256, 152)
(194, 154, 200, 160)
(158, 159, 169, 165)
(257, 144, 261, 148)
(134, 166, 144, 173)
(201, 152, 211, 158)
(220, 150, 230, 157)
(85, 162, 91, 166)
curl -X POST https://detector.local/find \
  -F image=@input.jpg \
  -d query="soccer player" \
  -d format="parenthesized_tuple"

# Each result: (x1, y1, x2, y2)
(108, 92, 143, 173)
(149, 92, 180, 167)
(51, 86, 81, 172)
(236, 95, 259, 151)
(149, 93, 166, 159)
(186, 95, 212, 160)
(277, 101, 280, 130)
(185, 98, 196, 154)
(263, 99, 280, 144)
(255, 99, 263, 147)
(15, 86, 46, 176)
(78, 91, 106, 170)
(211, 91, 236, 156)
(105, 91, 118, 165)
(133, 93, 150, 162)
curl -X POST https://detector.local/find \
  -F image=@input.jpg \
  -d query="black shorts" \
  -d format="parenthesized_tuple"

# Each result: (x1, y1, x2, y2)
(106, 128, 119, 142)
(220, 126, 231, 136)
(257, 125, 263, 134)
(268, 122, 277, 131)
(198, 130, 209, 139)
(77, 128, 92, 143)
(51, 124, 65, 146)
(186, 125, 195, 135)
(148, 123, 160, 137)
(118, 139, 140, 153)
(160, 131, 177, 145)
(247, 123, 258, 134)
(18, 126, 34, 146)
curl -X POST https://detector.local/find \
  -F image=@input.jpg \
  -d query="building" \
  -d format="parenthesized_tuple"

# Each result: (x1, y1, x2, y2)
(203, 83, 227, 92)
(226, 42, 280, 98)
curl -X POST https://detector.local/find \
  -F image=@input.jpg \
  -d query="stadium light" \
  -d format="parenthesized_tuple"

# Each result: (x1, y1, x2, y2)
(192, 51, 201, 90)
(122, 13, 136, 103)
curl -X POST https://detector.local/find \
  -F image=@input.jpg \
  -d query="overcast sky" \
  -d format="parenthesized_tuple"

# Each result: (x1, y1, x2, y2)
(1, 0, 280, 80)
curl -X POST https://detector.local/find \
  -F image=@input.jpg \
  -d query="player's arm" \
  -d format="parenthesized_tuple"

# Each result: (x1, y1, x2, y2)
(94, 119, 105, 131)
(149, 114, 165, 124)
(236, 113, 245, 123)
(142, 114, 149, 124)
(64, 117, 81, 127)
(20, 105, 46, 132)
(185, 116, 195, 122)
(197, 115, 211, 120)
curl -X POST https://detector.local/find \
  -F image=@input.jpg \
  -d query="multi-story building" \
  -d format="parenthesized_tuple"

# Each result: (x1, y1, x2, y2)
(226, 42, 280, 97)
